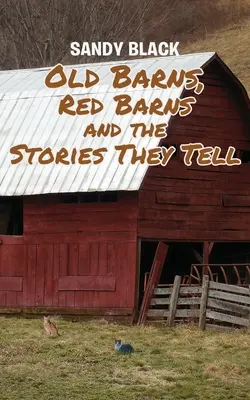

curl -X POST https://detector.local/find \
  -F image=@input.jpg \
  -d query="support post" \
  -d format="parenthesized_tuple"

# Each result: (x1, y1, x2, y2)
(167, 275, 181, 327)
(199, 275, 209, 330)
(203, 242, 209, 275)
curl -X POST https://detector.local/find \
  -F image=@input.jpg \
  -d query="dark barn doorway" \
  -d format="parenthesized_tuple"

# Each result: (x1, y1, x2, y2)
(138, 241, 203, 308)
(138, 240, 250, 308)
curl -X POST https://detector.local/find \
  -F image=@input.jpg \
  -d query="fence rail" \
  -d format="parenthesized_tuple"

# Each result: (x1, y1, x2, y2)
(144, 275, 250, 331)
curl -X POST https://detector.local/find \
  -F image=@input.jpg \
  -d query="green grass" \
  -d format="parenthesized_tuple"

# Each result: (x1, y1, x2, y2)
(0, 317, 249, 400)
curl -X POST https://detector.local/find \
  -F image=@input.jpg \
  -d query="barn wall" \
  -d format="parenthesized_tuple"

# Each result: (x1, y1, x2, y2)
(138, 61, 250, 241)
(0, 191, 138, 316)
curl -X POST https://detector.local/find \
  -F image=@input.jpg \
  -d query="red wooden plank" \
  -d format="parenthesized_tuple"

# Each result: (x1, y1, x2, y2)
(53, 244, 60, 307)
(58, 244, 68, 307)
(0, 292, 6, 307)
(223, 195, 250, 207)
(89, 243, 100, 307)
(66, 243, 77, 306)
(98, 243, 108, 275)
(66, 291, 75, 308)
(0, 277, 22, 291)
(107, 243, 117, 276)
(25, 210, 137, 222)
(78, 243, 90, 275)
(44, 244, 53, 307)
(157, 192, 222, 206)
(0, 245, 25, 277)
(23, 245, 36, 307)
(0, 236, 24, 245)
(68, 244, 79, 275)
(58, 276, 115, 291)
(138, 227, 250, 241)
(97, 243, 108, 309)
(76, 243, 90, 307)
(90, 243, 99, 276)
(35, 245, 45, 306)
(118, 241, 137, 308)
(138, 242, 169, 325)
(23, 199, 137, 215)
(24, 231, 136, 244)
(24, 219, 135, 234)
(6, 292, 17, 307)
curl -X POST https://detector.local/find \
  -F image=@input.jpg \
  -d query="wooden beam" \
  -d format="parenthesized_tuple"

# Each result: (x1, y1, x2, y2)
(203, 242, 209, 275)
(209, 242, 214, 255)
(137, 241, 169, 325)
(199, 275, 209, 330)
(167, 275, 181, 327)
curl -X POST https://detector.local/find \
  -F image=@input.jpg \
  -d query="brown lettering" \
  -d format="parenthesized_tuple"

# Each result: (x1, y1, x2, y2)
(59, 94, 75, 115)
(167, 69, 185, 88)
(55, 148, 70, 164)
(78, 148, 92, 164)
(115, 144, 135, 164)
(151, 69, 167, 89)
(45, 64, 67, 88)
(68, 69, 83, 88)
(10, 144, 27, 164)
(161, 146, 176, 166)
(225, 146, 241, 166)
(114, 94, 132, 115)
(132, 69, 150, 88)
(211, 146, 226, 166)
(197, 147, 213, 166)
(38, 147, 54, 164)
(147, 148, 161, 165)
(111, 65, 131, 89)
(26, 147, 43, 164)
(92, 148, 108, 164)
(85, 69, 99, 88)
(179, 96, 196, 117)
(180, 143, 203, 166)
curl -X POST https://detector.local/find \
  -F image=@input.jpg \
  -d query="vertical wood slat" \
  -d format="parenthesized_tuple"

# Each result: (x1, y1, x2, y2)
(167, 275, 181, 327)
(199, 275, 209, 330)
(138, 242, 169, 325)
(203, 242, 209, 275)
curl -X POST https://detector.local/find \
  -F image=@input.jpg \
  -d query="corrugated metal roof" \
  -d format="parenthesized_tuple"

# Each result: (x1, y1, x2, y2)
(0, 52, 215, 196)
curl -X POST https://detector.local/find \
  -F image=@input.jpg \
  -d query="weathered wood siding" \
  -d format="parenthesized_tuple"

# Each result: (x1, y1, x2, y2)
(0, 192, 138, 314)
(138, 61, 250, 241)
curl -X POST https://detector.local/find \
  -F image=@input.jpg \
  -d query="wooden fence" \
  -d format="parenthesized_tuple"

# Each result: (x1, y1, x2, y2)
(146, 275, 250, 331)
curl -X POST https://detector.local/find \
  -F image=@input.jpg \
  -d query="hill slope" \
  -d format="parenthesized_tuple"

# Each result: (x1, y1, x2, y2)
(183, 20, 250, 95)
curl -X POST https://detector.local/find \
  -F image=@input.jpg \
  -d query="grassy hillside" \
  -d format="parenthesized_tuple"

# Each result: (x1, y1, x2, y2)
(0, 317, 250, 400)
(183, 20, 250, 95)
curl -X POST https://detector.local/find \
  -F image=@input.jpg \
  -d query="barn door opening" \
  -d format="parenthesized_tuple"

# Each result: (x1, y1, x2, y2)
(138, 241, 205, 305)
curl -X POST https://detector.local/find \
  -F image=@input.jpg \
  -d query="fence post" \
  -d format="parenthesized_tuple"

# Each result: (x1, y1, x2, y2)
(199, 275, 209, 330)
(167, 275, 181, 327)
(249, 285, 250, 330)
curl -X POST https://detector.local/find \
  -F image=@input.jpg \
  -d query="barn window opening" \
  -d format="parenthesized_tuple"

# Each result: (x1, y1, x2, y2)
(60, 192, 118, 204)
(239, 150, 250, 163)
(0, 197, 23, 235)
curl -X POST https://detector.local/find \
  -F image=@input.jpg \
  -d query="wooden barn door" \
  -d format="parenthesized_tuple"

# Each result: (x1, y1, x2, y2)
(137, 241, 169, 324)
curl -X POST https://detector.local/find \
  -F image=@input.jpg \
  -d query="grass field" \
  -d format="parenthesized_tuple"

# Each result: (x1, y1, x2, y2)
(0, 317, 249, 400)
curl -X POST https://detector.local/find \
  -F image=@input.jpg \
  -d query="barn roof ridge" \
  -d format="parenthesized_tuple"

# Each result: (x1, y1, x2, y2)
(0, 52, 248, 196)
(0, 52, 216, 74)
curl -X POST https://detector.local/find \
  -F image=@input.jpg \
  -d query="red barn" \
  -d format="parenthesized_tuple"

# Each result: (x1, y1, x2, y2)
(0, 52, 249, 322)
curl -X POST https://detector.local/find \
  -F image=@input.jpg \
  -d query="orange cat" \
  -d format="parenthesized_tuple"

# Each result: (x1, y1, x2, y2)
(43, 316, 60, 337)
